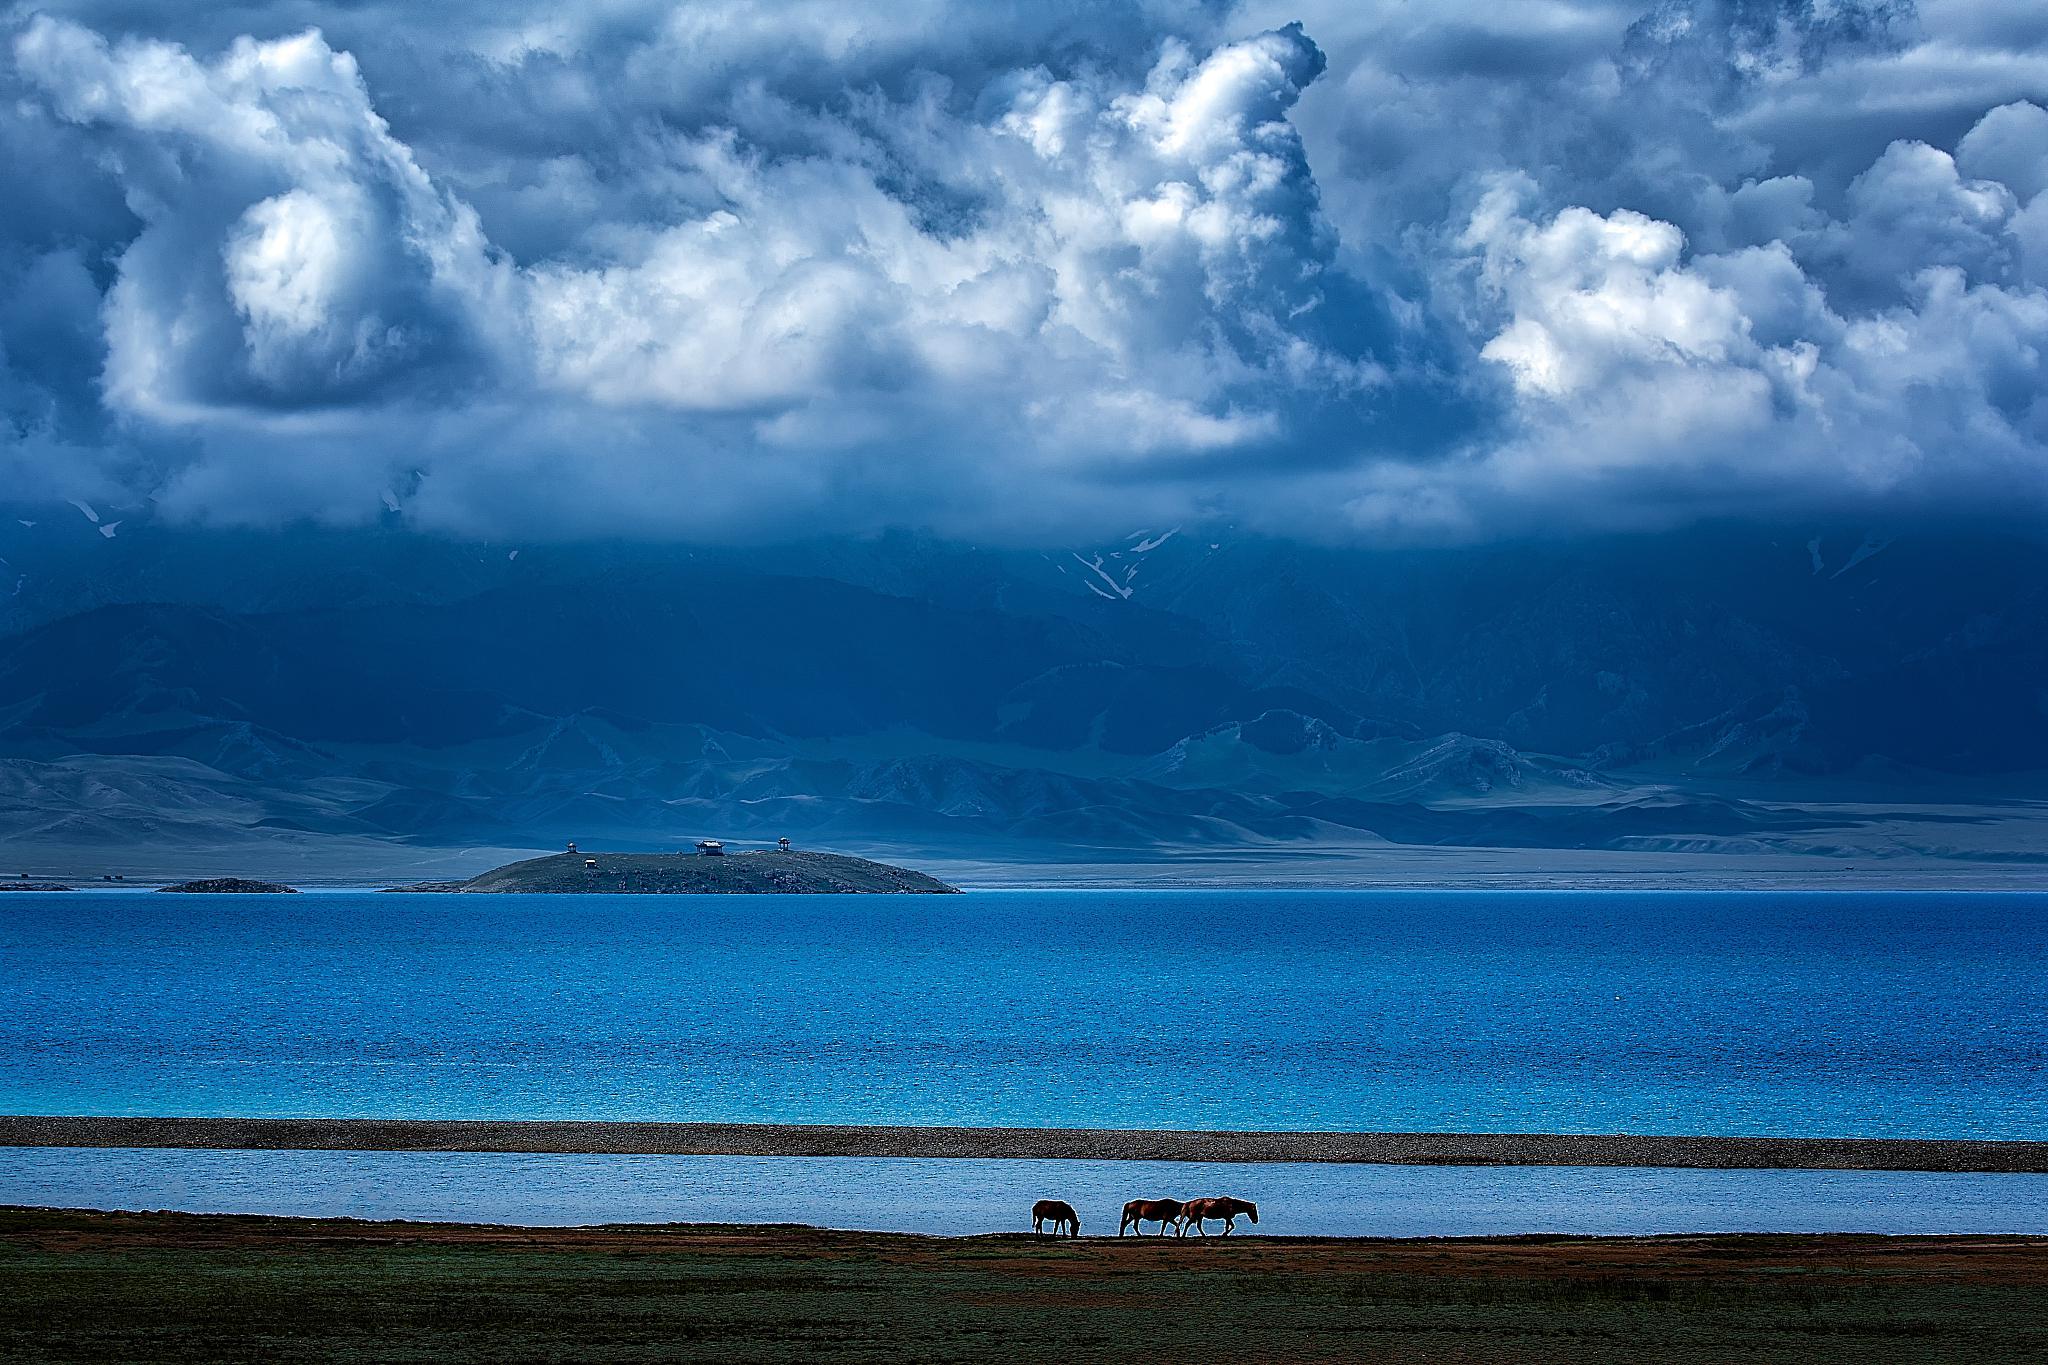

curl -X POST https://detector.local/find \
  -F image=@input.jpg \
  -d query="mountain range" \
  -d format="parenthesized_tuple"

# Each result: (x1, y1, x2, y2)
(2, 507, 2043, 879)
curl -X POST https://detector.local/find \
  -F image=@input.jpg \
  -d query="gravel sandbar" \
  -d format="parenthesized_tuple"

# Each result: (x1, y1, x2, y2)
(2, 1117, 2044, 1172)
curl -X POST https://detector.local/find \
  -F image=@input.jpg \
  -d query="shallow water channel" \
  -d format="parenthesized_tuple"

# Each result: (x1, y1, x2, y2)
(4, 1147, 2046, 1237)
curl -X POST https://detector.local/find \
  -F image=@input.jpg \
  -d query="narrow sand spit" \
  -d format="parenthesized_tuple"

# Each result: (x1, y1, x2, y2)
(3, 1117, 2044, 1172)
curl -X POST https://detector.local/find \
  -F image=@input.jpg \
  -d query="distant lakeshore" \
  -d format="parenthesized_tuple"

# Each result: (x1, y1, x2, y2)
(9, 841, 2048, 892)
(5, 1118, 2045, 1174)
(3, 848, 961, 895)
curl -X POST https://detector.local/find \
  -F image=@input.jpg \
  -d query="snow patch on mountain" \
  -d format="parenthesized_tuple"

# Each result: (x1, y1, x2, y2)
(1831, 532, 1893, 579)
(1071, 552, 1133, 599)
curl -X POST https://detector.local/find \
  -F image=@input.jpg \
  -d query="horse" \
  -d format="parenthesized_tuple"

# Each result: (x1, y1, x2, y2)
(1118, 1197, 1184, 1236)
(1180, 1196, 1259, 1236)
(1031, 1198, 1080, 1238)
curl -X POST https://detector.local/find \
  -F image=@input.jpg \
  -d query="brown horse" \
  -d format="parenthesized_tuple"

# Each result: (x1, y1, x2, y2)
(1118, 1197, 1184, 1236)
(1180, 1196, 1259, 1236)
(1031, 1198, 1080, 1237)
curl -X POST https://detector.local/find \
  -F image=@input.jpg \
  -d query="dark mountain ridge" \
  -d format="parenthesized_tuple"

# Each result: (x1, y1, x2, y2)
(1, 515, 2042, 866)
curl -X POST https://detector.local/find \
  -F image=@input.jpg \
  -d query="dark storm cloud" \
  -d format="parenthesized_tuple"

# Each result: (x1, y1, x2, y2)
(0, 0, 2044, 539)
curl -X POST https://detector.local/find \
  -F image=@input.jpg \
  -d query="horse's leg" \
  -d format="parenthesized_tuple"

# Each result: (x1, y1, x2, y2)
(1222, 1215, 1234, 1235)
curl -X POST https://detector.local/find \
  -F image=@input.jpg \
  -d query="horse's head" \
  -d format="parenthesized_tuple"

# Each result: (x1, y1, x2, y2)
(1245, 1201, 1259, 1224)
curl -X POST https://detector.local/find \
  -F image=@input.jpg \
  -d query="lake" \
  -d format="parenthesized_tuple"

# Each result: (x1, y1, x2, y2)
(4, 1147, 2046, 1236)
(3, 888, 2044, 1137)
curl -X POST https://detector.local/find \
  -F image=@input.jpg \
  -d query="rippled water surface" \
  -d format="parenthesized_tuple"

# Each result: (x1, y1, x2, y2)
(4, 888, 2044, 1137)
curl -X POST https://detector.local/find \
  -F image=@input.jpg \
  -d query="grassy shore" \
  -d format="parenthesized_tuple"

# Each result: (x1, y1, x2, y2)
(2, 1208, 2045, 1362)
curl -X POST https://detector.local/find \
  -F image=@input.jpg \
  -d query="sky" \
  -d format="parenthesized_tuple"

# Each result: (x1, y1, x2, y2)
(1, 0, 2045, 542)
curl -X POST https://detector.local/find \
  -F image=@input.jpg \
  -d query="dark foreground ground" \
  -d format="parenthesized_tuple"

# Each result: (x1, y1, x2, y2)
(2, 1209, 2044, 1363)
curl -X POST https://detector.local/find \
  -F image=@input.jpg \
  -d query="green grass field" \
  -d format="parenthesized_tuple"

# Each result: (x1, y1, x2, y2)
(3, 1209, 2045, 1362)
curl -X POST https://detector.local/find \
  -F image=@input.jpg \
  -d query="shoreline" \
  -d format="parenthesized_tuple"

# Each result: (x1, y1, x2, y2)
(11, 843, 2048, 894)
(8, 1204, 2047, 1248)
(6, 1116, 2046, 1172)
(11, 871, 2048, 892)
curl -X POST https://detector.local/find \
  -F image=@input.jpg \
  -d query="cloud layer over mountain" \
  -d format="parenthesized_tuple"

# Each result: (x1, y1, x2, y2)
(2, 0, 2045, 538)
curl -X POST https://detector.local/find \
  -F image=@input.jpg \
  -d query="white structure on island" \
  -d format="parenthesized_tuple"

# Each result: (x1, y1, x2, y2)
(697, 839, 725, 856)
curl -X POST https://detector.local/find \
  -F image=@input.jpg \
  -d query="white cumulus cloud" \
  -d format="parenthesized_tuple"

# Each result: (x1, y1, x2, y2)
(0, 2, 2043, 540)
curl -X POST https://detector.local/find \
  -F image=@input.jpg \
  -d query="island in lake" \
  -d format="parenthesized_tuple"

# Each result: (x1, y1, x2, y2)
(396, 848, 959, 894)
(158, 878, 298, 894)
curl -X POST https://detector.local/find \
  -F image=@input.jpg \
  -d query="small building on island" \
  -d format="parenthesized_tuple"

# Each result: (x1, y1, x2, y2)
(777, 837, 792, 851)
(697, 839, 724, 857)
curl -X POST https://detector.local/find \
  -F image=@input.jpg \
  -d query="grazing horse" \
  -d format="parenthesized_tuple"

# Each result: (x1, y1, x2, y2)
(1031, 1199, 1080, 1238)
(1180, 1196, 1259, 1236)
(1118, 1197, 1184, 1236)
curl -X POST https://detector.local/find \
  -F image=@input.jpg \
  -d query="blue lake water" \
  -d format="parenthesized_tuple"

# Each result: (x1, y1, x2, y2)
(3, 888, 2044, 1138)
(4, 1148, 2046, 1237)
